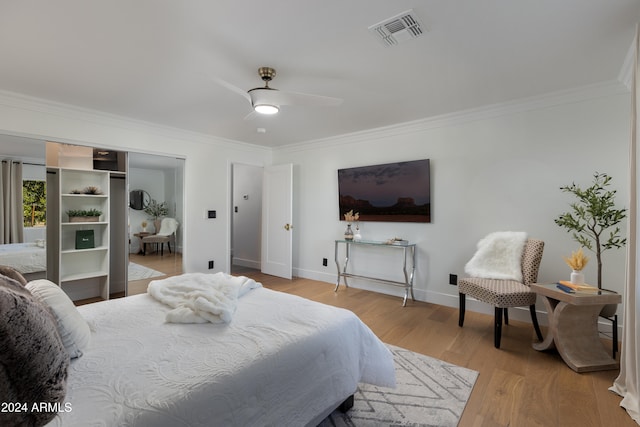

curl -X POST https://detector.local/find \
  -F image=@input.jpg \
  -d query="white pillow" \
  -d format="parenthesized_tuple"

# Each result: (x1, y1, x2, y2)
(26, 279, 91, 358)
(464, 231, 528, 281)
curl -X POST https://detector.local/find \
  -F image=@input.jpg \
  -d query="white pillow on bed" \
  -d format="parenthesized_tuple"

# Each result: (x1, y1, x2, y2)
(26, 279, 91, 358)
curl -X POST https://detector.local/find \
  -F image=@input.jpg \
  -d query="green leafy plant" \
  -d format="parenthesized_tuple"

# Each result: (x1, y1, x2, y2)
(67, 208, 102, 217)
(144, 199, 168, 219)
(554, 172, 627, 288)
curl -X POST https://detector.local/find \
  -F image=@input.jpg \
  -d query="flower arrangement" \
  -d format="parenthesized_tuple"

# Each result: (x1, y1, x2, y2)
(343, 210, 359, 223)
(563, 248, 589, 271)
(144, 199, 168, 220)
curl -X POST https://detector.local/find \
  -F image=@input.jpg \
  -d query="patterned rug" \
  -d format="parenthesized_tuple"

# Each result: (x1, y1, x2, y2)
(319, 345, 478, 427)
(128, 262, 165, 281)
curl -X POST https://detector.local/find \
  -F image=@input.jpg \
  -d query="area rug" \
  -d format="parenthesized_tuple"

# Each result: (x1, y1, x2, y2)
(319, 345, 478, 427)
(128, 262, 165, 281)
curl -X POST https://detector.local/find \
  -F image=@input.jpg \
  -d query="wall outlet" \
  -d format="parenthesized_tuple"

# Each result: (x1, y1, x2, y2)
(449, 273, 457, 286)
(208, 260, 214, 269)
(322, 258, 328, 267)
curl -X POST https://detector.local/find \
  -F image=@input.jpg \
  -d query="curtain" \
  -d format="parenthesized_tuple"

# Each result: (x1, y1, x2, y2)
(0, 159, 24, 244)
(610, 25, 640, 425)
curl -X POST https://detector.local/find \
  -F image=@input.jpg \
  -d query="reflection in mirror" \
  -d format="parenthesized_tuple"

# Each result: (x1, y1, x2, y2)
(0, 135, 47, 280)
(0, 135, 184, 298)
(129, 189, 150, 210)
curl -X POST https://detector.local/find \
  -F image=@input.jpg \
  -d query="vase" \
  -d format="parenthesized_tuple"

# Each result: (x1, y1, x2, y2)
(154, 219, 162, 234)
(354, 226, 362, 241)
(570, 270, 585, 285)
(344, 224, 354, 240)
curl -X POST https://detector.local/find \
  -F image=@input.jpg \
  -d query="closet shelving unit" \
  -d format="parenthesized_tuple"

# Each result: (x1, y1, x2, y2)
(46, 142, 128, 302)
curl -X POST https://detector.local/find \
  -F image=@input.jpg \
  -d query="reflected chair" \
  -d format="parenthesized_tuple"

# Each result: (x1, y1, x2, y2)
(142, 218, 178, 256)
(458, 238, 545, 348)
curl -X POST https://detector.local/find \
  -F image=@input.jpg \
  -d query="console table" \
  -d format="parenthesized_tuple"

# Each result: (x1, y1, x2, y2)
(531, 283, 621, 372)
(334, 239, 416, 306)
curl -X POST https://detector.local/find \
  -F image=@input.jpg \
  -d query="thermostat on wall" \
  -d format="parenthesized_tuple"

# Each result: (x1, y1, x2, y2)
(207, 210, 216, 219)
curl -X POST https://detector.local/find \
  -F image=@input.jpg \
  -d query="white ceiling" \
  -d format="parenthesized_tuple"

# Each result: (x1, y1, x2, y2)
(0, 0, 637, 148)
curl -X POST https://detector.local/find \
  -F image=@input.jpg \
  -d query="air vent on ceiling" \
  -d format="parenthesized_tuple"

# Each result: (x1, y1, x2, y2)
(368, 9, 425, 47)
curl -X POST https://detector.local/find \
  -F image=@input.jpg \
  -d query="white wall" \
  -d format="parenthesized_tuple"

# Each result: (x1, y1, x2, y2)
(273, 83, 631, 324)
(0, 84, 630, 326)
(0, 91, 272, 274)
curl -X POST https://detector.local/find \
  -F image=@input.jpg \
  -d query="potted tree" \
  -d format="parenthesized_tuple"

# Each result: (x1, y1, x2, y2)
(554, 172, 627, 316)
(144, 199, 168, 233)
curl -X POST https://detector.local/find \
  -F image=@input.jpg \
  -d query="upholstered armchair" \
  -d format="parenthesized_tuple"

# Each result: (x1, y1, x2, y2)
(142, 218, 178, 256)
(458, 235, 545, 349)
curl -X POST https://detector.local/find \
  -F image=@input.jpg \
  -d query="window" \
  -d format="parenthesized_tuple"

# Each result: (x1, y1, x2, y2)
(23, 180, 46, 227)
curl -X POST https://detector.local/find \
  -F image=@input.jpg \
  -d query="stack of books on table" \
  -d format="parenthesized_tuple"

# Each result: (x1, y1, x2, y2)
(557, 280, 599, 292)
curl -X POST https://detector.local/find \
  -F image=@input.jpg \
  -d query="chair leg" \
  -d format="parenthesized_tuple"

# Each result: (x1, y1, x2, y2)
(613, 314, 618, 359)
(161, 243, 164, 256)
(503, 308, 509, 325)
(168, 241, 172, 254)
(529, 305, 543, 341)
(458, 293, 466, 327)
(494, 307, 503, 348)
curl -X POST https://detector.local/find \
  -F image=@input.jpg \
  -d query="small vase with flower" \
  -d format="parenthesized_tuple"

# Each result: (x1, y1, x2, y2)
(343, 210, 360, 241)
(563, 248, 589, 285)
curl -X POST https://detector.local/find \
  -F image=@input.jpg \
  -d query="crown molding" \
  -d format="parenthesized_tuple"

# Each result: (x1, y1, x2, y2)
(277, 80, 630, 154)
(618, 30, 636, 91)
(0, 79, 629, 158)
(0, 89, 270, 154)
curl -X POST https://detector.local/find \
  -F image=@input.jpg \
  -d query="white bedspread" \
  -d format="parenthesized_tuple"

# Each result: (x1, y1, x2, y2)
(46, 287, 395, 427)
(0, 242, 46, 274)
(147, 272, 261, 323)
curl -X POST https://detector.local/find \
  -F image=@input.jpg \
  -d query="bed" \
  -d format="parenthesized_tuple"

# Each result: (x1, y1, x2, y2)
(1, 271, 396, 427)
(0, 242, 47, 279)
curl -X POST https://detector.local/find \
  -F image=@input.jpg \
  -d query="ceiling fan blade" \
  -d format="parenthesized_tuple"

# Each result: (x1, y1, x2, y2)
(243, 110, 258, 121)
(249, 88, 343, 108)
(210, 75, 251, 104)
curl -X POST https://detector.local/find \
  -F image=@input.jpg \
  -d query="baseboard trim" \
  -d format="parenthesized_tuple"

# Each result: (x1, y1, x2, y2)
(293, 267, 621, 337)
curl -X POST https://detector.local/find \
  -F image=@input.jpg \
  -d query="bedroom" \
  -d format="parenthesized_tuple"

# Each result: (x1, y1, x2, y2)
(0, 1, 638, 426)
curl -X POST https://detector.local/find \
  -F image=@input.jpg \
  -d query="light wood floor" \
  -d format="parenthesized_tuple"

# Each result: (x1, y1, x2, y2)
(129, 260, 635, 427)
(126, 252, 183, 295)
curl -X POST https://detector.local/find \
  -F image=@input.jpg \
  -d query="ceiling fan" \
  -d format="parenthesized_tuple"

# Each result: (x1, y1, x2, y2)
(217, 67, 343, 115)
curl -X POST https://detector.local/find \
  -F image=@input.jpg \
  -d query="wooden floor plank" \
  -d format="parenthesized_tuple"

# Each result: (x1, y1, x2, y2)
(122, 263, 635, 427)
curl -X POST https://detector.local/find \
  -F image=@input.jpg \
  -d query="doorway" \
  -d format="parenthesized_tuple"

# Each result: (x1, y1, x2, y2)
(230, 163, 263, 275)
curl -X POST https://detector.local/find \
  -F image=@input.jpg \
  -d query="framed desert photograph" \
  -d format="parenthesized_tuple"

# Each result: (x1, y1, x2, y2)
(338, 159, 431, 223)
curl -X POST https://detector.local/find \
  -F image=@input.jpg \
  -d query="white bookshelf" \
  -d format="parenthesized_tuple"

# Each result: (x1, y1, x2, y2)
(48, 168, 110, 301)
(46, 142, 128, 302)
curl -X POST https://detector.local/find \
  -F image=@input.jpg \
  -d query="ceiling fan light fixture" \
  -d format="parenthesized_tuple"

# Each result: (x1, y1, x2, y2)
(254, 104, 279, 115)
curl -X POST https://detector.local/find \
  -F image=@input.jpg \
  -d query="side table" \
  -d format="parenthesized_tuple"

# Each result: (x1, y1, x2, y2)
(334, 239, 416, 306)
(133, 232, 152, 255)
(530, 283, 621, 372)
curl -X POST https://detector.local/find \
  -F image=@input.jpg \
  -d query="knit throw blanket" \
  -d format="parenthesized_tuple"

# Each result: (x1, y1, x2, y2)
(464, 231, 528, 281)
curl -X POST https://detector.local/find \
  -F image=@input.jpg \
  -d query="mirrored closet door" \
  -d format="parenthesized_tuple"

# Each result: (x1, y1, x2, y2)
(0, 135, 184, 302)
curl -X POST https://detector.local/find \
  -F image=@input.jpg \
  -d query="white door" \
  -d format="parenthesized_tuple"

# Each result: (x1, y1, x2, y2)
(261, 164, 293, 278)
